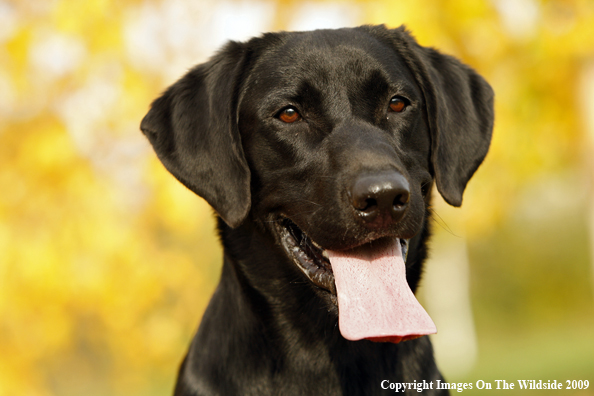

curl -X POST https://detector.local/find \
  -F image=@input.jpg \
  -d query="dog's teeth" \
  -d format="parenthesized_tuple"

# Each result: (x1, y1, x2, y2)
(322, 250, 329, 259)
(400, 238, 409, 261)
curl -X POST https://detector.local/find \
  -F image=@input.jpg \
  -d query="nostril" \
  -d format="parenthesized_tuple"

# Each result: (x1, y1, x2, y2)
(361, 198, 377, 212)
(353, 197, 377, 212)
(393, 192, 410, 208)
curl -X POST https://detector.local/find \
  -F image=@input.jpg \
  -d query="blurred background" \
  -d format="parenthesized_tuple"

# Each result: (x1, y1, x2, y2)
(1, 0, 593, 395)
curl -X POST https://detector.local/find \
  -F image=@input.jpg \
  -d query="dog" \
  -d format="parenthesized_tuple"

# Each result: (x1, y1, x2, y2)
(141, 24, 493, 396)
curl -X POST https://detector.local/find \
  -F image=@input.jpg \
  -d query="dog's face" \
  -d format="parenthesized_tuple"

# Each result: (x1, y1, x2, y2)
(240, 31, 431, 241)
(141, 25, 493, 342)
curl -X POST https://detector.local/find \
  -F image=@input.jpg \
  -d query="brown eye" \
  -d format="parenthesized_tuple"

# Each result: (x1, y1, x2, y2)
(278, 107, 301, 123)
(389, 96, 407, 113)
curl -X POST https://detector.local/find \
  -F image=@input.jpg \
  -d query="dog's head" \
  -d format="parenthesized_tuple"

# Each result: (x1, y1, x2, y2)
(141, 25, 493, 343)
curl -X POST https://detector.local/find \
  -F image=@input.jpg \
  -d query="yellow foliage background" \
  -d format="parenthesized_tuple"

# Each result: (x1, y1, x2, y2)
(1, 1, 593, 395)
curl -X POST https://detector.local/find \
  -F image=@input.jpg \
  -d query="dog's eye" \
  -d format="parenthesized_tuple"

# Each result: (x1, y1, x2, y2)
(277, 107, 301, 123)
(389, 96, 408, 113)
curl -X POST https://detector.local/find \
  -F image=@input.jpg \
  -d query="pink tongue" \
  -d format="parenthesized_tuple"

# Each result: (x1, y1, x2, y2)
(327, 239, 436, 343)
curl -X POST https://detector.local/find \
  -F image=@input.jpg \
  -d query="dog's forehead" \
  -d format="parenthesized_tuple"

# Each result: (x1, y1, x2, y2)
(244, 29, 416, 98)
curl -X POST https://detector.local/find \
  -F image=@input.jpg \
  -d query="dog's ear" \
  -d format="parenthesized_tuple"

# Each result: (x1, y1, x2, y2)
(141, 42, 251, 228)
(387, 26, 494, 206)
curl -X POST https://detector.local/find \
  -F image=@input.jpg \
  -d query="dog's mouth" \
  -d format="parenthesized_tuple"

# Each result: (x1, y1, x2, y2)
(276, 218, 435, 343)
(277, 218, 410, 296)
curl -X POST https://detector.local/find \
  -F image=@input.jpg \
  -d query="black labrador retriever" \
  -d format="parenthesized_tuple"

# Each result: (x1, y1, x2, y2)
(141, 24, 493, 396)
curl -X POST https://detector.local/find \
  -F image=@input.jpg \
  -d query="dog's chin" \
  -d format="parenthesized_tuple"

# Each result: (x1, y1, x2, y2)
(275, 218, 409, 301)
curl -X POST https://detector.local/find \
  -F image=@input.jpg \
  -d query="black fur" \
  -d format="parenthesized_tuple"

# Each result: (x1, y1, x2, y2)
(141, 25, 494, 396)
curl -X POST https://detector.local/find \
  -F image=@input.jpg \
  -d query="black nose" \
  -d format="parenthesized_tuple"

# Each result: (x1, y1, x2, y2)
(350, 172, 410, 227)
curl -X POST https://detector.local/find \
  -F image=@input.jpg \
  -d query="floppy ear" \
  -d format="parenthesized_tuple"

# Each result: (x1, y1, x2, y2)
(141, 41, 251, 228)
(388, 26, 494, 206)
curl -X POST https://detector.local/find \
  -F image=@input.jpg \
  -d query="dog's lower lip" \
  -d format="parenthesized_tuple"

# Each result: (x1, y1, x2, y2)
(278, 219, 336, 295)
(277, 219, 410, 295)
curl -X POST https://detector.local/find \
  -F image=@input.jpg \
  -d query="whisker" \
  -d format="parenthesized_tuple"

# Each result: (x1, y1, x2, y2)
(428, 208, 459, 237)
